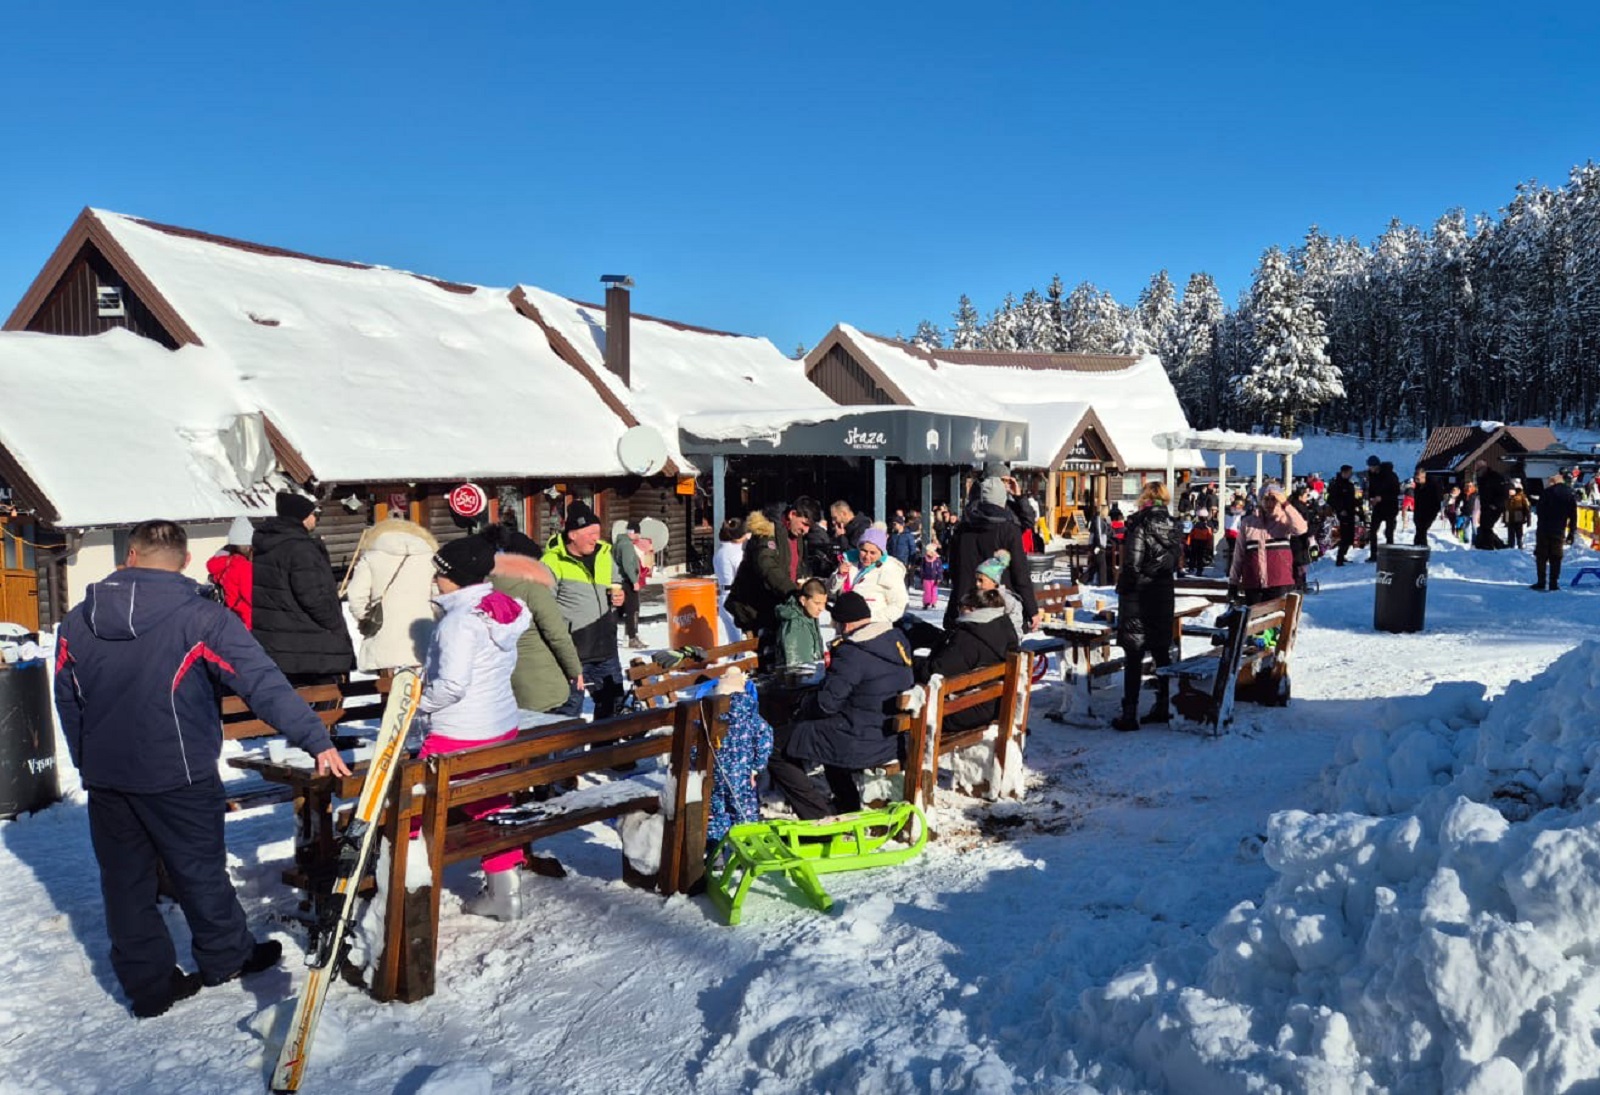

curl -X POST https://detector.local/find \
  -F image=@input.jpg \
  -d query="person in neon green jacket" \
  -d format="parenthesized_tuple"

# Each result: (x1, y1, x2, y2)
(542, 502, 625, 718)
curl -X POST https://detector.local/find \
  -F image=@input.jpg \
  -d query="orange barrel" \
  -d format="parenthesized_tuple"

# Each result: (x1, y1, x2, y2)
(664, 578, 720, 650)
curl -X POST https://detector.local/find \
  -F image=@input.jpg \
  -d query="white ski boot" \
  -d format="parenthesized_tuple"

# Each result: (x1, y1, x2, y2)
(464, 869, 524, 921)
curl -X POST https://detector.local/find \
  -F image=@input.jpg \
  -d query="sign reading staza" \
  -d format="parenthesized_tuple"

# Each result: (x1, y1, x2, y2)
(843, 426, 888, 451)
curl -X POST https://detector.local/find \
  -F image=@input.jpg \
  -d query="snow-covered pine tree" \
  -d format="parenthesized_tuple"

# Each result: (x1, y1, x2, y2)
(1017, 288, 1053, 351)
(951, 295, 982, 350)
(911, 319, 945, 351)
(983, 292, 1020, 351)
(1173, 272, 1225, 425)
(1237, 246, 1342, 437)
(1062, 281, 1127, 353)
(1134, 270, 1179, 363)
(1045, 274, 1068, 351)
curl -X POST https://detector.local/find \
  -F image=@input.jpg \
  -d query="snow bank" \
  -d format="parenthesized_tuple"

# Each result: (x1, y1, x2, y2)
(1067, 642, 1600, 1092)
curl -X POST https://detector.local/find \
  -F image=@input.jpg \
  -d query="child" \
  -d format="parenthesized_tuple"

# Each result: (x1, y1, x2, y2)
(918, 544, 942, 610)
(975, 550, 1025, 639)
(774, 578, 828, 667)
(418, 537, 532, 921)
(1186, 510, 1215, 575)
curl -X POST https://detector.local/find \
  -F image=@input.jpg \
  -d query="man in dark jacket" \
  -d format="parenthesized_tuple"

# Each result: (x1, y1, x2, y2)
(1531, 474, 1579, 591)
(942, 475, 1038, 631)
(1412, 467, 1442, 546)
(1112, 483, 1182, 732)
(725, 498, 820, 655)
(54, 520, 349, 1019)
(919, 587, 1018, 734)
(766, 592, 914, 819)
(1327, 466, 1357, 565)
(251, 492, 354, 684)
(1473, 460, 1509, 550)
(828, 500, 872, 559)
(1366, 461, 1402, 559)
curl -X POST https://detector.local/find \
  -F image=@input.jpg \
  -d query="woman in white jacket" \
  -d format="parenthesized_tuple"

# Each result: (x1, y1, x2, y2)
(830, 526, 907, 624)
(417, 537, 532, 921)
(346, 516, 438, 672)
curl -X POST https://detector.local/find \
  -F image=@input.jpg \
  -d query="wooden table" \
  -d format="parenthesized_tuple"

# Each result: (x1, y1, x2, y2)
(1037, 617, 1116, 724)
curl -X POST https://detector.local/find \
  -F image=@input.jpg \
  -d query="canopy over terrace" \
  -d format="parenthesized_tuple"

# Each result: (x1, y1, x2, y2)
(1152, 429, 1305, 499)
(679, 405, 1029, 533)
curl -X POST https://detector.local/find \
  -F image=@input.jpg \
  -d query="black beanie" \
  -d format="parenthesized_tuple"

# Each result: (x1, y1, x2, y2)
(831, 591, 871, 625)
(433, 536, 497, 587)
(564, 502, 600, 534)
(276, 492, 317, 521)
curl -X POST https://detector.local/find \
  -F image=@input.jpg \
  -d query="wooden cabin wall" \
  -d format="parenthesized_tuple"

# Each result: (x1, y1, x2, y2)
(317, 505, 373, 573)
(24, 246, 180, 347)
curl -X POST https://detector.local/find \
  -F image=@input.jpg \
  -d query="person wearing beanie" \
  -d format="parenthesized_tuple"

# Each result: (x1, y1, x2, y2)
(973, 549, 1025, 639)
(416, 537, 532, 920)
(542, 500, 626, 718)
(347, 513, 439, 673)
(764, 589, 914, 819)
(611, 520, 646, 650)
(942, 468, 1037, 633)
(206, 516, 256, 629)
(830, 525, 908, 625)
(251, 493, 353, 684)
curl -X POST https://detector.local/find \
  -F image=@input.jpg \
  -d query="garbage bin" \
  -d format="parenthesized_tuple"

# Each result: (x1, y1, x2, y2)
(0, 653, 60, 819)
(1374, 544, 1430, 633)
(663, 578, 720, 651)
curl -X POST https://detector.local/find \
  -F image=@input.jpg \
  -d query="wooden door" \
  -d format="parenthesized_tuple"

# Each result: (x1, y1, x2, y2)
(0, 518, 40, 631)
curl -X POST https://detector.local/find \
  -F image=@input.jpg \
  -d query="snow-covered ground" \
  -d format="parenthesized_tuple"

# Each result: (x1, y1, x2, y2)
(2, 527, 1598, 1094)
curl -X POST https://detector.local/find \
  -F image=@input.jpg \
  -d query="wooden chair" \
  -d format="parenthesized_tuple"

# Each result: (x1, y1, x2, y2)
(912, 651, 1033, 809)
(1156, 592, 1303, 734)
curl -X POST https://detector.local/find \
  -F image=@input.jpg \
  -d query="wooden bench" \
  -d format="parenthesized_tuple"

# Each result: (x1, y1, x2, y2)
(910, 651, 1033, 809)
(375, 699, 721, 1002)
(222, 677, 392, 811)
(1156, 592, 1303, 734)
(626, 638, 759, 708)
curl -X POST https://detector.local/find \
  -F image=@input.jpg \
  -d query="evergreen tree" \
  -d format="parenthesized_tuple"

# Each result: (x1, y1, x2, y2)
(1134, 270, 1180, 363)
(911, 319, 945, 352)
(1237, 247, 1342, 436)
(951, 294, 982, 350)
(1173, 272, 1225, 425)
(1045, 274, 1068, 351)
(982, 292, 1021, 351)
(1061, 281, 1126, 353)
(1016, 288, 1053, 351)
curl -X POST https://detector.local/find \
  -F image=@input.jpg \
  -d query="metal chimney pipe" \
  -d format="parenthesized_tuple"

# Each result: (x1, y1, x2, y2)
(602, 275, 633, 387)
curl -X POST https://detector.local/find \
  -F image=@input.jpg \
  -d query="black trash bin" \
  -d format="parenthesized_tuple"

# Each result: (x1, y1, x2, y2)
(1374, 544, 1430, 633)
(0, 650, 60, 819)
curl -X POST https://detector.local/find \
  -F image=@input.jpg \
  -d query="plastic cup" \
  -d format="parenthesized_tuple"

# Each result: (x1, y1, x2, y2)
(267, 739, 289, 763)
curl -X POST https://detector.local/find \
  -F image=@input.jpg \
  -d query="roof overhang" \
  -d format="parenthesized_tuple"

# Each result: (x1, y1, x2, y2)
(679, 405, 1028, 466)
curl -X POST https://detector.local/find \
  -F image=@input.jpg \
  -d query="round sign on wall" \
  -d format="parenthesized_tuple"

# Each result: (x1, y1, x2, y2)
(448, 482, 488, 519)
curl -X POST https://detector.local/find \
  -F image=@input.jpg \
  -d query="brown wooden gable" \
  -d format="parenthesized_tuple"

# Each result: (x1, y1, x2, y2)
(22, 242, 182, 347)
(802, 325, 913, 407)
(5, 208, 202, 346)
(1049, 409, 1125, 471)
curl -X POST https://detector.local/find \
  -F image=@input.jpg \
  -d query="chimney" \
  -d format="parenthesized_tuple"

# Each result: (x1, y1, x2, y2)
(601, 274, 634, 387)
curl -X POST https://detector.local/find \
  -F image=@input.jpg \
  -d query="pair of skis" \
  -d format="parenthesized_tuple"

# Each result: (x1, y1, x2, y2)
(271, 668, 424, 1093)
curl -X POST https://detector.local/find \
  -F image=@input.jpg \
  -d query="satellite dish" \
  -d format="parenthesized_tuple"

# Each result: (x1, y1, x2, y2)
(640, 516, 669, 553)
(617, 426, 669, 477)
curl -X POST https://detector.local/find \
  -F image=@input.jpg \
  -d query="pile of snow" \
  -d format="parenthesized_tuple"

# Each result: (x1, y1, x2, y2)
(1067, 641, 1600, 1092)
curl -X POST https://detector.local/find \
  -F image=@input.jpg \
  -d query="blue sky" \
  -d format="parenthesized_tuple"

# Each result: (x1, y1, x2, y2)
(3, 1, 1597, 353)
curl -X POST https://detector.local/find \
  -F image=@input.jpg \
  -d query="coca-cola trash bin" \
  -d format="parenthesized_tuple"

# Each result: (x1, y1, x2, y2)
(0, 643, 60, 819)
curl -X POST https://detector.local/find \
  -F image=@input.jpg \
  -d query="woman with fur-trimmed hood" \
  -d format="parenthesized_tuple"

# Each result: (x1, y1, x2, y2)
(347, 516, 439, 672)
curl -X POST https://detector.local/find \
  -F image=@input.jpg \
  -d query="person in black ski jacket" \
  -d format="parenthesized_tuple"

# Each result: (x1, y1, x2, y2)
(250, 492, 354, 684)
(1366, 461, 1402, 557)
(725, 499, 821, 650)
(766, 592, 914, 819)
(942, 475, 1037, 631)
(1411, 467, 1442, 545)
(54, 520, 349, 1019)
(918, 587, 1018, 734)
(1288, 484, 1316, 591)
(1112, 482, 1182, 732)
(1327, 465, 1357, 565)
(1531, 475, 1579, 590)
(1473, 460, 1509, 550)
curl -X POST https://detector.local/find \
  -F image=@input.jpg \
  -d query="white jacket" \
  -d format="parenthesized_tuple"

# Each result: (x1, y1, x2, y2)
(418, 583, 531, 742)
(347, 521, 438, 672)
(832, 556, 908, 624)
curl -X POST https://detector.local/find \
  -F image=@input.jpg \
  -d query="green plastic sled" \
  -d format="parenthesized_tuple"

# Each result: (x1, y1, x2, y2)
(705, 801, 928, 925)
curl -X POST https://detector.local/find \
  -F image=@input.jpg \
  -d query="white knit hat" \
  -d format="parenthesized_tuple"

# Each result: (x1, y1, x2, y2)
(227, 516, 255, 547)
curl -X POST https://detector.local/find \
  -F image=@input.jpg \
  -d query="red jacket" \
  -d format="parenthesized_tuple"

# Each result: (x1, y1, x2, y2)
(206, 550, 254, 629)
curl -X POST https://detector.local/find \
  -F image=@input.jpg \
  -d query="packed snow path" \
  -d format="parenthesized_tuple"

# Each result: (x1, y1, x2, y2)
(0, 533, 1595, 1093)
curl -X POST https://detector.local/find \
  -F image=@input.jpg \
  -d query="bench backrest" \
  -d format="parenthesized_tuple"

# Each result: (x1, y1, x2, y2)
(221, 676, 390, 740)
(1032, 582, 1079, 620)
(626, 637, 759, 683)
(630, 654, 759, 708)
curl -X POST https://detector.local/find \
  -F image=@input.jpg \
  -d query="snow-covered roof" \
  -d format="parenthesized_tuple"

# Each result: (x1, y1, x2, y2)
(1154, 428, 1304, 455)
(88, 210, 632, 481)
(813, 325, 1203, 471)
(511, 284, 826, 475)
(0, 330, 276, 526)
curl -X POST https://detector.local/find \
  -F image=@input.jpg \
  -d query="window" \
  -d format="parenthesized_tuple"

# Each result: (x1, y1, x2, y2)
(96, 283, 125, 317)
(1122, 475, 1141, 498)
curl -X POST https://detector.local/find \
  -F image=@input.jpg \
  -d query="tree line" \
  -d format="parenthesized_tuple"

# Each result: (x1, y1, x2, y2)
(910, 160, 1600, 438)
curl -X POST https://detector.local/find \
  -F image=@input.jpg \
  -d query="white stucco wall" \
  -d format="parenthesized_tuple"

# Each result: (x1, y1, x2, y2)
(63, 522, 231, 607)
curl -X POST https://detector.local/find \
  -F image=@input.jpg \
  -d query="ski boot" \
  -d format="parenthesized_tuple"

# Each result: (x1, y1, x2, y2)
(465, 870, 524, 921)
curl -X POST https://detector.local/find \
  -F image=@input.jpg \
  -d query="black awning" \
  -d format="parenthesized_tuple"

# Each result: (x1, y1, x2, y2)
(679, 407, 1029, 467)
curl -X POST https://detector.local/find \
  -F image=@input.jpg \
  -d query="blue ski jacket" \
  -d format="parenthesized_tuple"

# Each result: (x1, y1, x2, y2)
(55, 567, 335, 794)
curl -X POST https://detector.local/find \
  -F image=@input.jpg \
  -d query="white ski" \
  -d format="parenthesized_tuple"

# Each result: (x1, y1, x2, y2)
(271, 668, 423, 1093)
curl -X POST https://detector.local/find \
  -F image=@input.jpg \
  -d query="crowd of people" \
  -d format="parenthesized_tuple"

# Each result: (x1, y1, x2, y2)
(52, 450, 1593, 1020)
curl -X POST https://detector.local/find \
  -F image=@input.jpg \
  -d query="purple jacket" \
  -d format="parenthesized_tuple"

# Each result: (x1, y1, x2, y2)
(55, 567, 333, 794)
